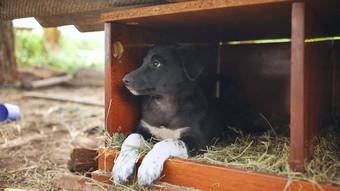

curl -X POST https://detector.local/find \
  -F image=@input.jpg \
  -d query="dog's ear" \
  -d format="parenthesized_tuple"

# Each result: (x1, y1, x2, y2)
(177, 46, 205, 81)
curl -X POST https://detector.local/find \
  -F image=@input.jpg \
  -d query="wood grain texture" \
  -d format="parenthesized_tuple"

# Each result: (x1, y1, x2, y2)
(92, 170, 194, 191)
(96, 149, 340, 191)
(68, 148, 98, 172)
(290, 3, 307, 171)
(35, 5, 146, 28)
(102, 0, 293, 41)
(0, 0, 164, 20)
(305, 0, 340, 36)
(102, 0, 293, 21)
(0, 21, 18, 85)
(105, 23, 162, 135)
(220, 43, 291, 115)
(290, 2, 333, 172)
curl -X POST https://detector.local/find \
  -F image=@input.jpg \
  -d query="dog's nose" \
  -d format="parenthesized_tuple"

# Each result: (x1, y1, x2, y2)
(122, 75, 132, 86)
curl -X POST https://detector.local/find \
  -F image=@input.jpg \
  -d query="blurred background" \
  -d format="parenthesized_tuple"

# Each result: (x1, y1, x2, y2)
(13, 17, 104, 75)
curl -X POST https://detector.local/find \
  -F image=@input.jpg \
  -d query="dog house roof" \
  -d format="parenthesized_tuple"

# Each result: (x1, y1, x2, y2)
(101, 0, 340, 41)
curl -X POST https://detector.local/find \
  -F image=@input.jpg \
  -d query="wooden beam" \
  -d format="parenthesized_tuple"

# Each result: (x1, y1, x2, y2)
(35, 11, 101, 28)
(101, 0, 293, 22)
(22, 92, 104, 106)
(35, 5, 152, 28)
(101, 0, 294, 42)
(29, 75, 72, 89)
(290, 2, 333, 172)
(75, 23, 104, 32)
(290, 2, 307, 172)
(92, 170, 194, 191)
(0, 0, 165, 21)
(96, 148, 340, 191)
(104, 23, 162, 135)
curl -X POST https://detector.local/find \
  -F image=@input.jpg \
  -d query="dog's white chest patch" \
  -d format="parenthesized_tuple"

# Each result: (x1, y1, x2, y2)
(140, 120, 188, 140)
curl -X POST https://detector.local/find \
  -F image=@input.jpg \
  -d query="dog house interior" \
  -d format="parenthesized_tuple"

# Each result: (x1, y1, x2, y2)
(97, 0, 340, 190)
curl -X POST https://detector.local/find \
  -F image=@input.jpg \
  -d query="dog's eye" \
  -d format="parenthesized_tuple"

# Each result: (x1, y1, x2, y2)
(152, 60, 161, 68)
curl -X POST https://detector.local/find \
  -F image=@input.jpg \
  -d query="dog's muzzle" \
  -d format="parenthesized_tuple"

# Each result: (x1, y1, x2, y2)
(122, 75, 132, 86)
(122, 75, 140, 95)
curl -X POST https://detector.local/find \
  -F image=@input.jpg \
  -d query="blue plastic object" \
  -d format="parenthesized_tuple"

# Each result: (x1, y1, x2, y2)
(0, 103, 20, 122)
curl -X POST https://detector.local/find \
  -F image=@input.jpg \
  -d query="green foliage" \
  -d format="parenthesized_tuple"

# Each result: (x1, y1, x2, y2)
(44, 51, 89, 74)
(60, 34, 103, 53)
(14, 29, 104, 74)
(15, 30, 46, 66)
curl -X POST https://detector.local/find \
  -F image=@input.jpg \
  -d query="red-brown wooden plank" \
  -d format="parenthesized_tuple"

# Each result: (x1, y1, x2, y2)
(104, 23, 161, 135)
(290, 2, 333, 172)
(102, 0, 293, 42)
(92, 170, 194, 191)
(96, 149, 340, 191)
(290, 2, 307, 172)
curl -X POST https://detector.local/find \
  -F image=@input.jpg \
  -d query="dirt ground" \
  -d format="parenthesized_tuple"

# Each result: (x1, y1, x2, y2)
(0, 85, 105, 190)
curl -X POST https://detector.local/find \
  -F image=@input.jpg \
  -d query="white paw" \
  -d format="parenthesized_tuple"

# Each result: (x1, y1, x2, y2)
(112, 133, 145, 184)
(137, 154, 163, 186)
(112, 152, 137, 184)
(137, 139, 188, 186)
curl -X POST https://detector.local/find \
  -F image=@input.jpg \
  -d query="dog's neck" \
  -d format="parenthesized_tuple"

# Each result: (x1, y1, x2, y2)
(141, 82, 205, 127)
(152, 95, 175, 113)
(153, 81, 196, 98)
(149, 82, 198, 111)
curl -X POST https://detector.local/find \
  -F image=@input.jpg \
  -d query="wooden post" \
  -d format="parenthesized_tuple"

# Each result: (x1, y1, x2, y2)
(43, 27, 61, 51)
(0, 21, 18, 85)
(104, 23, 161, 135)
(290, 2, 333, 172)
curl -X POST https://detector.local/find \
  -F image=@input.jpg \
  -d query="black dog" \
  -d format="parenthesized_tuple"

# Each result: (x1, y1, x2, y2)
(112, 43, 225, 186)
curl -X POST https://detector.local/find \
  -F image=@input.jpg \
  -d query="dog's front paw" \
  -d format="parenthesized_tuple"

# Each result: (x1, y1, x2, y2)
(137, 155, 163, 186)
(112, 133, 145, 184)
(137, 139, 188, 186)
(112, 152, 137, 184)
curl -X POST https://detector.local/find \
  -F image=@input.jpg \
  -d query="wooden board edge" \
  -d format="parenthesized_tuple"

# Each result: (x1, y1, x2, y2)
(92, 170, 113, 184)
(101, 0, 294, 22)
(290, 1, 333, 172)
(290, 1, 306, 172)
(96, 149, 340, 191)
(92, 170, 193, 191)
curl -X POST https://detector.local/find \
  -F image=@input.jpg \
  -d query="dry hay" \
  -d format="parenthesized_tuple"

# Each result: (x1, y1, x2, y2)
(0, 159, 66, 190)
(105, 114, 340, 186)
(192, 128, 339, 185)
(0, 86, 105, 190)
(0, 87, 184, 191)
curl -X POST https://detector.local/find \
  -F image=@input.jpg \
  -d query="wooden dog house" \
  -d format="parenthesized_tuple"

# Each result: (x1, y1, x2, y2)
(94, 0, 340, 190)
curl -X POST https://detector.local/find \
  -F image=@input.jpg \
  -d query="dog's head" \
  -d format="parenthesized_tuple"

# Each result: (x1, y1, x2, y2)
(122, 44, 205, 96)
